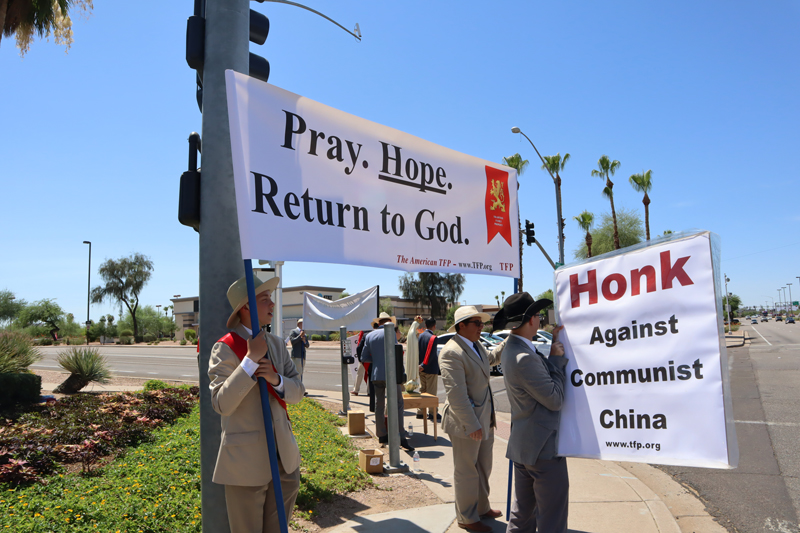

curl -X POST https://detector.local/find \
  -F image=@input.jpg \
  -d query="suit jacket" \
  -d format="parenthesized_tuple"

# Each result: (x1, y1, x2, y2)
(418, 329, 440, 375)
(208, 325, 305, 486)
(501, 334, 568, 465)
(440, 335, 500, 440)
(359, 328, 397, 382)
(287, 327, 309, 359)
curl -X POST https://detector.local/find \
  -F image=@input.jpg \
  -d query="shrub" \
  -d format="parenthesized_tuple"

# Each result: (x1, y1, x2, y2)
(0, 331, 42, 373)
(310, 334, 323, 341)
(144, 379, 169, 391)
(0, 373, 41, 406)
(329, 332, 340, 342)
(53, 347, 112, 394)
(144, 333, 156, 342)
(66, 336, 84, 345)
(119, 329, 133, 338)
(134, 335, 144, 343)
(36, 337, 53, 346)
(119, 335, 133, 345)
(180, 339, 187, 345)
(185, 328, 197, 343)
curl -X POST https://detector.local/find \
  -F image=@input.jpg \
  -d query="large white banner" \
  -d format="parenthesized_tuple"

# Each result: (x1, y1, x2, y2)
(555, 231, 738, 468)
(302, 285, 378, 332)
(225, 71, 519, 277)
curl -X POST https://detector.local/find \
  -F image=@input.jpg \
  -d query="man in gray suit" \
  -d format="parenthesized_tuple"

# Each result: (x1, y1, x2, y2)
(494, 292, 568, 533)
(440, 306, 503, 532)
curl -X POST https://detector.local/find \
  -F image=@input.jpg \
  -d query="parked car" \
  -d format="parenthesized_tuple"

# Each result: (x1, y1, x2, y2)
(436, 332, 507, 375)
(761, 317, 769, 322)
(787, 317, 796, 324)
(777, 316, 784, 322)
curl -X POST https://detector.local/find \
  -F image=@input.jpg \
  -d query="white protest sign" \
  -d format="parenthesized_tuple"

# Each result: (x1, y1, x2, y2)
(555, 231, 737, 468)
(302, 285, 378, 332)
(225, 71, 519, 277)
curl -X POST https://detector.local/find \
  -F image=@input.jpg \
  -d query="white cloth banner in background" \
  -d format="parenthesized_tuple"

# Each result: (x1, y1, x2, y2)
(555, 231, 738, 468)
(225, 70, 519, 277)
(302, 286, 378, 332)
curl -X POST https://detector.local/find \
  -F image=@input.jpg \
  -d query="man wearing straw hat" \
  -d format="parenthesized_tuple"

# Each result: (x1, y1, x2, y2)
(440, 305, 503, 532)
(360, 311, 414, 451)
(494, 292, 568, 533)
(208, 273, 305, 533)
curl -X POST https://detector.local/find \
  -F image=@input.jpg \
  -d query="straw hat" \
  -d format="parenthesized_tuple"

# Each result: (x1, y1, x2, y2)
(226, 273, 280, 328)
(447, 305, 491, 333)
(371, 311, 397, 327)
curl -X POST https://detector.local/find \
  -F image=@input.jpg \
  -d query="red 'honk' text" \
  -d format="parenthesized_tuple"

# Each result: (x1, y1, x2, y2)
(569, 250, 694, 308)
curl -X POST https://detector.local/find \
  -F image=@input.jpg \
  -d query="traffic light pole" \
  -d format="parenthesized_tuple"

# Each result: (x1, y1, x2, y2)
(197, 1, 250, 532)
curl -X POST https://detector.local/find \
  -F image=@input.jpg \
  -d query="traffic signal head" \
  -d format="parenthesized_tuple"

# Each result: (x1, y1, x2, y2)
(249, 10, 270, 83)
(525, 220, 535, 246)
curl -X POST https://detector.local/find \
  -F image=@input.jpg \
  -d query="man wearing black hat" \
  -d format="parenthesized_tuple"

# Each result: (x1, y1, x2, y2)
(494, 292, 569, 533)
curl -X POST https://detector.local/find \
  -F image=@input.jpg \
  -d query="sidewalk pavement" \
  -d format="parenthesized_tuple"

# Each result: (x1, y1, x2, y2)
(307, 389, 727, 533)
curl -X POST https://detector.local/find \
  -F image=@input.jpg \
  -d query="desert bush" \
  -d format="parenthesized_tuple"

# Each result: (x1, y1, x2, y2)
(0, 331, 42, 373)
(143, 333, 156, 343)
(329, 332, 340, 342)
(0, 373, 41, 406)
(119, 335, 133, 345)
(119, 329, 133, 338)
(310, 334, 323, 341)
(36, 337, 53, 346)
(53, 347, 111, 394)
(185, 328, 197, 343)
(144, 379, 169, 391)
(180, 339, 187, 345)
(66, 336, 84, 345)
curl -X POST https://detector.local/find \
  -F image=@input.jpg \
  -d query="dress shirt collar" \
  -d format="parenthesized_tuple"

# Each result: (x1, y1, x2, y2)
(510, 333, 540, 354)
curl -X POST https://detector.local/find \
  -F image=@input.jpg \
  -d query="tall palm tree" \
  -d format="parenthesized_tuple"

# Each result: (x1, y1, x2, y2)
(1, 0, 91, 55)
(502, 153, 529, 292)
(574, 211, 595, 258)
(591, 155, 621, 249)
(629, 170, 654, 240)
(541, 152, 570, 262)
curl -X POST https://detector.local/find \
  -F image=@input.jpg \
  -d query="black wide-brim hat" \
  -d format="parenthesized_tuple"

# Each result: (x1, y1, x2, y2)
(492, 292, 552, 331)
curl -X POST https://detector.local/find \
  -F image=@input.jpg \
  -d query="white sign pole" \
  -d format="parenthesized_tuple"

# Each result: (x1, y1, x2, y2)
(555, 231, 738, 468)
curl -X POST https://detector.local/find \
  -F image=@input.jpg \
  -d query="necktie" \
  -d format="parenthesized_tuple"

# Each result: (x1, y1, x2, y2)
(473, 342, 482, 360)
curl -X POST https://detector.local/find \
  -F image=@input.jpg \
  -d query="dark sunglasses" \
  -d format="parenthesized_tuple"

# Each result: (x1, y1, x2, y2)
(464, 319, 484, 327)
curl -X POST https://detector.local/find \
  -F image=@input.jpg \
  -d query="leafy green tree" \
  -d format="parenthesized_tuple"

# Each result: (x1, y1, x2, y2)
(445, 304, 461, 330)
(502, 153, 529, 291)
(723, 294, 742, 315)
(1, 0, 93, 56)
(535, 289, 554, 313)
(0, 289, 25, 326)
(591, 155, 622, 250)
(91, 253, 154, 341)
(378, 297, 393, 316)
(629, 170, 654, 240)
(15, 298, 65, 340)
(573, 208, 644, 259)
(338, 292, 350, 299)
(399, 273, 466, 319)
(573, 211, 595, 258)
(58, 312, 83, 338)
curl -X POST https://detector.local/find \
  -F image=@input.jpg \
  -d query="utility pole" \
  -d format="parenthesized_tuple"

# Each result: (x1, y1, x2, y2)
(788, 283, 793, 317)
(196, 1, 250, 531)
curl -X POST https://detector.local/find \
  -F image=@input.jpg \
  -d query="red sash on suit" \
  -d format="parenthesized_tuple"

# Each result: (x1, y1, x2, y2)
(422, 335, 438, 367)
(219, 332, 289, 419)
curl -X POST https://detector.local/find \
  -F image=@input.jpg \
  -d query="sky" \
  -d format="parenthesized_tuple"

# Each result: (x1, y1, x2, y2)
(2, 0, 799, 323)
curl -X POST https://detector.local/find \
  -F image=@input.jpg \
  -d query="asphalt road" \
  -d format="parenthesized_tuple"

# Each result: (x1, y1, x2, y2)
(659, 318, 800, 533)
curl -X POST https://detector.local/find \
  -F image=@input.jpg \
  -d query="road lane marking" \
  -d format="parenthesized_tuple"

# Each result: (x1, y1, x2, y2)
(735, 420, 800, 427)
(751, 327, 772, 346)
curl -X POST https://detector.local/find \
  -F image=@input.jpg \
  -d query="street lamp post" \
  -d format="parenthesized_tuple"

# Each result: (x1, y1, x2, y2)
(788, 283, 793, 317)
(511, 127, 566, 267)
(782, 287, 787, 315)
(83, 241, 91, 345)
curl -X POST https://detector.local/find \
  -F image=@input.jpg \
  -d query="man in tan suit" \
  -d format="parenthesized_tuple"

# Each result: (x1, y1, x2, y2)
(208, 273, 305, 533)
(440, 306, 503, 532)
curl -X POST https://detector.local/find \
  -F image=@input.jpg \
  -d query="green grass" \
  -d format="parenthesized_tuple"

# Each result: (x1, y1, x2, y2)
(0, 398, 373, 531)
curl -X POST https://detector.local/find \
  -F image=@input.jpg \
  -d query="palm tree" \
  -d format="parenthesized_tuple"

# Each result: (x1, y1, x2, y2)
(574, 211, 595, 258)
(541, 153, 570, 262)
(502, 153, 529, 292)
(591, 155, 621, 249)
(629, 170, 654, 240)
(1, 0, 92, 56)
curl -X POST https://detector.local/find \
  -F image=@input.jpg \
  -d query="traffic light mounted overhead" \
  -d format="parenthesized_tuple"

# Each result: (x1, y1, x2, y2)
(249, 9, 270, 83)
(525, 220, 535, 246)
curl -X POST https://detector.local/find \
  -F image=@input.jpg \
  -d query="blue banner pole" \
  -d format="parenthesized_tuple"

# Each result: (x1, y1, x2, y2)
(506, 459, 513, 520)
(243, 259, 288, 533)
